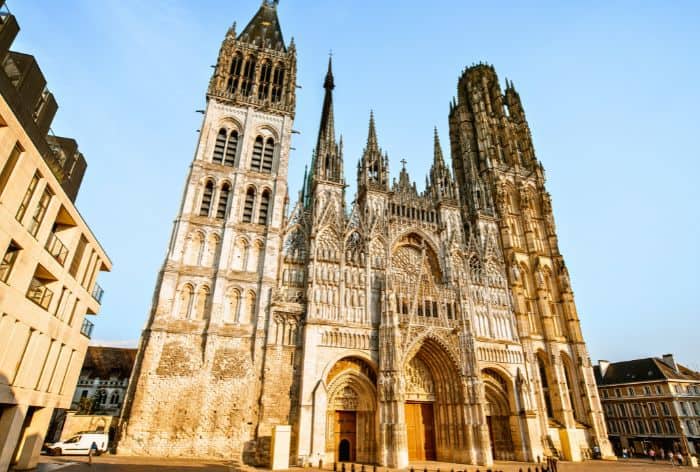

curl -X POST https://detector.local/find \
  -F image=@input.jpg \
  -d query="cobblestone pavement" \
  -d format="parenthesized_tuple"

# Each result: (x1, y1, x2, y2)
(34, 456, 693, 472)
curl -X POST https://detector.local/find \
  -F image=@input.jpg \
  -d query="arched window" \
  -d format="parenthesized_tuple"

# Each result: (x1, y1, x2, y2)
(241, 290, 256, 324)
(216, 183, 231, 219)
(177, 284, 193, 318)
(226, 289, 240, 323)
(538, 355, 554, 418)
(203, 234, 219, 267)
(258, 60, 272, 100)
(251, 136, 263, 171)
(184, 232, 204, 265)
(224, 130, 238, 167)
(233, 239, 248, 271)
(242, 187, 255, 223)
(200, 180, 214, 217)
(212, 129, 226, 164)
(258, 190, 270, 224)
(262, 138, 275, 173)
(194, 286, 210, 320)
(109, 391, 120, 405)
(271, 63, 285, 102)
(228, 52, 243, 93)
(241, 56, 256, 96)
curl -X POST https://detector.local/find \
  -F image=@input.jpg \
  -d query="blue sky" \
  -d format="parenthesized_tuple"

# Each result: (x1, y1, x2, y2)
(10, 1, 699, 366)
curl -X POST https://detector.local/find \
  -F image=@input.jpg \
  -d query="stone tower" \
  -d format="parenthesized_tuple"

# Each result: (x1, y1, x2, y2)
(119, 1, 297, 459)
(449, 64, 613, 461)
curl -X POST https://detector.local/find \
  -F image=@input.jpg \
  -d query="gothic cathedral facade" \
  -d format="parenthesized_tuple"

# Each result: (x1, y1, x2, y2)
(119, 2, 613, 467)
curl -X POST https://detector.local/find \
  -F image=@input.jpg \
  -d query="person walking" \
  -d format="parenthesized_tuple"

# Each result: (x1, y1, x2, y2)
(676, 451, 684, 466)
(88, 441, 98, 466)
(650, 448, 656, 461)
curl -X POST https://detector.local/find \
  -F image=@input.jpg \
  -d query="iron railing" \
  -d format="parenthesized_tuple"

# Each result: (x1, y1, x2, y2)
(80, 318, 94, 338)
(26, 277, 53, 310)
(91, 283, 104, 303)
(45, 232, 69, 265)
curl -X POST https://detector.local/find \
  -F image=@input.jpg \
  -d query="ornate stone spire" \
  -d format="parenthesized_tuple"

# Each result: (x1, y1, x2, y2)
(429, 127, 457, 202)
(312, 57, 343, 184)
(358, 111, 389, 191)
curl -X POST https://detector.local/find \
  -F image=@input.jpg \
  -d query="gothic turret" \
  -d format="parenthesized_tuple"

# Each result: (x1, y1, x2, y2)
(208, 0, 297, 115)
(312, 57, 344, 184)
(428, 128, 457, 202)
(357, 111, 389, 193)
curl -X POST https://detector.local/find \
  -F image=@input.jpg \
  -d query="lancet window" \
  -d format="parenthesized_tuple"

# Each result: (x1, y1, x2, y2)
(258, 190, 270, 224)
(271, 63, 285, 102)
(227, 52, 243, 93)
(216, 183, 231, 219)
(258, 60, 272, 100)
(240, 56, 256, 96)
(199, 180, 214, 217)
(242, 187, 256, 223)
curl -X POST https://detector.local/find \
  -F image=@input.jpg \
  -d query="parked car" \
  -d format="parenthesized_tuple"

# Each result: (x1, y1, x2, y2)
(46, 432, 108, 456)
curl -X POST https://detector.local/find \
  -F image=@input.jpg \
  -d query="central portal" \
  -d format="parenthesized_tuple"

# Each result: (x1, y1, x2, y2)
(405, 402, 436, 461)
(335, 411, 356, 462)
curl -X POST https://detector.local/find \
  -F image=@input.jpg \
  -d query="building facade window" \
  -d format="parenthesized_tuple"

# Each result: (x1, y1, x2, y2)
(258, 190, 270, 225)
(216, 183, 231, 219)
(662, 402, 671, 416)
(242, 187, 255, 223)
(28, 186, 53, 237)
(0, 240, 20, 283)
(0, 143, 22, 196)
(224, 131, 238, 167)
(16, 173, 40, 223)
(212, 129, 227, 164)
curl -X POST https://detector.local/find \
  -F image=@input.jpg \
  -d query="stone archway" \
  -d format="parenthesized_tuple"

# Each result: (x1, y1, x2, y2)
(482, 368, 516, 461)
(402, 337, 469, 463)
(325, 357, 377, 464)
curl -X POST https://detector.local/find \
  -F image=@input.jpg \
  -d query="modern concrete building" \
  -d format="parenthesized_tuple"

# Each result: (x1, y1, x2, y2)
(0, 2, 112, 470)
(120, 1, 613, 467)
(595, 355, 700, 458)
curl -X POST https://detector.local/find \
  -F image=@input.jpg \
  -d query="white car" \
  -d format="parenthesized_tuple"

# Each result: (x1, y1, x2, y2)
(47, 432, 108, 456)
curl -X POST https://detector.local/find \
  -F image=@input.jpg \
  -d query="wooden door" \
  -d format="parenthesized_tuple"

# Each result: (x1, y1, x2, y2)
(405, 402, 436, 461)
(335, 411, 356, 462)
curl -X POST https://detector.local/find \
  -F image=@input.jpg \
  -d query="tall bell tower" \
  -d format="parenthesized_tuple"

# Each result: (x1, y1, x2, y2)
(119, 1, 297, 460)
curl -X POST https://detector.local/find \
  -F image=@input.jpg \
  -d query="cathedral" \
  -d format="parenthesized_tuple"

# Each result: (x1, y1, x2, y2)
(119, 1, 613, 467)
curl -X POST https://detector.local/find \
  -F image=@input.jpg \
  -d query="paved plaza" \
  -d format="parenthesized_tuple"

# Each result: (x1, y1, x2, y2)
(33, 456, 696, 472)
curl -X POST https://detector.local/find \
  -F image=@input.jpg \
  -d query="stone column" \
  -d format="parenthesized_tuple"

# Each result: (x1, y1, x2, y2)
(13, 406, 53, 470)
(0, 404, 27, 471)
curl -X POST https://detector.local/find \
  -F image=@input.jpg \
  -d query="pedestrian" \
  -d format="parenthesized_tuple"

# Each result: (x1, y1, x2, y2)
(650, 448, 656, 461)
(676, 451, 684, 466)
(660, 448, 665, 460)
(88, 441, 98, 466)
(622, 447, 628, 459)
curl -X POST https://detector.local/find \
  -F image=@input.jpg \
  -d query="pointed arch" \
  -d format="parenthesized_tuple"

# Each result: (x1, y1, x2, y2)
(216, 183, 231, 219)
(225, 287, 241, 323)
(212, 128, 227, 164)
(233, 238, 249, 271)
(199, 180, 214, 217)
(224, 130, 238, 166)
(560, 351, 586, 423)
(258, 59, 272, 100)
(271, 62, 285, 102)
(176, 283, 194, 319)
(193, 285, 210, 320)
(258, 189, 271, 224)
(242, 186, 256, 223)
(240, 55, 256, 96)
(227, 51, 243, 93)
(262, 137, 275, 173)
(536, 350, 555, 419)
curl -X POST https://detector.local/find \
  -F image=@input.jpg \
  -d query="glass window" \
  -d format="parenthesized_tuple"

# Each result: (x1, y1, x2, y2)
(0, 240, 20, 283)
(662, 402, 671, 416)
(28, 186, 53, 237)
(16, 173, 40, 223)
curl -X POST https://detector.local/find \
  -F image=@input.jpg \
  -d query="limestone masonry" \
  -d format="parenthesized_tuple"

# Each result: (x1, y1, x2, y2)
(119, 1, 613, 467)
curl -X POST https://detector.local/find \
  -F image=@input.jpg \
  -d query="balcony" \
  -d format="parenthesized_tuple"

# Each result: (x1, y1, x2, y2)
(91, 283, 104, 303)
(26, 277, 53, 310)
(45, 232, 69, 265)
(80, 318, 94, 338)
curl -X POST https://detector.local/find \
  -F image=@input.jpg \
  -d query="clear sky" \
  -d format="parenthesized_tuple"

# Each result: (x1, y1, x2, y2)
(10, 1, 699, 367)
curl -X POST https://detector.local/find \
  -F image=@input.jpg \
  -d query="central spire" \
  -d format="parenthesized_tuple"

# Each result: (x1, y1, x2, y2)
(312, 57, 343, 184)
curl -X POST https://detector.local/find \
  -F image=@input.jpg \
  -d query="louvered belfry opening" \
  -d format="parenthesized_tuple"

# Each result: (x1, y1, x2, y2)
(271, 64, 285, 102)
(258, 190, 270, 224)
(224, 131, 238, 166)
(242, 187, 255, 223)
(217, 183, 231, 219)
(262, 137, 274, 173)
(251, 136, 263, 170)
(200, 181, 214, 217)
(212, 129, 227, 164)
(258, 60, 272, 100)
